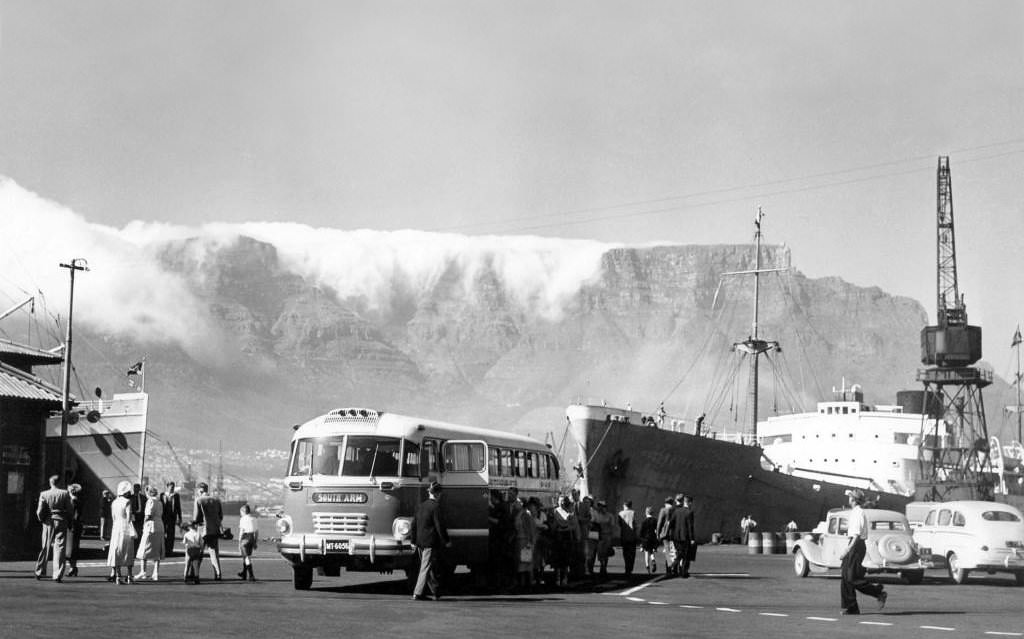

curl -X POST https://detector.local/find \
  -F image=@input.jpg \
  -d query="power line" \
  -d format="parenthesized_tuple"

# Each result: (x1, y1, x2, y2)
(427, 142, 1024, 236)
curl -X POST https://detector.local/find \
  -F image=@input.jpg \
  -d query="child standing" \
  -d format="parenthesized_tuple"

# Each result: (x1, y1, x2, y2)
(638, 506, 660, 574)
(182, 522, 204, 584)
(237, 504, 259, 581)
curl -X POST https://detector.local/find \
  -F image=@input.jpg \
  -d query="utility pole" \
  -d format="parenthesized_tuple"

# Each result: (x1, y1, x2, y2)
(58, 258, 89, 483)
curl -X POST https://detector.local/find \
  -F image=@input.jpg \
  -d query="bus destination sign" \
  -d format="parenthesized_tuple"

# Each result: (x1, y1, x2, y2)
(312, 492, 368, 504)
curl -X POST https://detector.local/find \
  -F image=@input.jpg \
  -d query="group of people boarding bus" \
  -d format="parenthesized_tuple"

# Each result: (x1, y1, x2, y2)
(277, 407, 686, 592)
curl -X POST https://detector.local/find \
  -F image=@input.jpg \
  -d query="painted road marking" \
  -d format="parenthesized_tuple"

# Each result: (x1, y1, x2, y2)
(920, 627, 955, 632)
(860, 621, 893, 626)
(618, 577, 662, 597)
(649, 601, 669, 605)
(984, 633, 1023, 637)
(716, 607, 741, 613)
(679, 605, 703, 609)
(759, 613, 788, 617)
(806, 616, 837, 621)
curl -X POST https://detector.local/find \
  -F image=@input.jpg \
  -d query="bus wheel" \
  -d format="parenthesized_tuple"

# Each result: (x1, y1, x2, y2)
(293, 565, 313, 590)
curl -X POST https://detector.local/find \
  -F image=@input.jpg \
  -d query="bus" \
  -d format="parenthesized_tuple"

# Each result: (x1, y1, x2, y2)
(275, 407, 562, 590)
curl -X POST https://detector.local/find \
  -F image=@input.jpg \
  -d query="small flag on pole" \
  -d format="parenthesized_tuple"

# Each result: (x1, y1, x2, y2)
(127, 361, 143, 376)
(1013, 327, 1022, 348)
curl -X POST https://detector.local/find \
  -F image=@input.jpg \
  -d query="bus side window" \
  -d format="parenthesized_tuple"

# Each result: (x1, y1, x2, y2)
(526, 452, 537, 478)
(501, 449, 512, 477)
(515, 450, 526, 477)
(489, 447, 501, 476)
(550, 455, 560, 480)
(421, 440, 439, 476)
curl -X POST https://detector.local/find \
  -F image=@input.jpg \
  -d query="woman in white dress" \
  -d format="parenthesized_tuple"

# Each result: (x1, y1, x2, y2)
(135, 484, 165, 580)
(106, 481, 136, 584)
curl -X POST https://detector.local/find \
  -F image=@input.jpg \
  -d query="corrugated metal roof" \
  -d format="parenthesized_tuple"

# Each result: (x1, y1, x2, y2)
(0, 338, 63, 365)
(0, 361, 64, 403)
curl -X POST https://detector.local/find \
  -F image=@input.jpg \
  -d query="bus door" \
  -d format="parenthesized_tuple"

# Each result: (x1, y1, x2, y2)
(439, 439, 489, 568)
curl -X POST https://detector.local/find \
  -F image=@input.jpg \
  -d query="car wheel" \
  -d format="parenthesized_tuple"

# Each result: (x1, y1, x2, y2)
(947, 552, 969, 585)
(293, 565, 313, 590)
(793, 548, 810, 578)
(901, 570, 924, 585)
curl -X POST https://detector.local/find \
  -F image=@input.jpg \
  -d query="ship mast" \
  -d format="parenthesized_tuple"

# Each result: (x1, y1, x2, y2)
(728, 210, 782, 443)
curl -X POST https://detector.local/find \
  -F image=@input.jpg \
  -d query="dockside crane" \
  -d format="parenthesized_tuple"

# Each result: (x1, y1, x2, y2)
(917, 156, 994, 501)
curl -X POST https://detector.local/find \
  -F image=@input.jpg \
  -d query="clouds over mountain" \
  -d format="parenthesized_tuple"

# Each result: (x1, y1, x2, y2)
(1, 177, 615, 363)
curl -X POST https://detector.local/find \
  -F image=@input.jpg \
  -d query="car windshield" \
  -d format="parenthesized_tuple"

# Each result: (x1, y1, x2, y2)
(289, 436, 402, 477)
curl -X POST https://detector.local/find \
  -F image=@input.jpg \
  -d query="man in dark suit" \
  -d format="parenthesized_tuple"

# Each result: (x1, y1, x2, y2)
(161, 481, 183, 556)
(193, 482, 224, 580)
(669, 494, 696, 578)
(35, 475, 73, 581)
(410, 481, 450, 601)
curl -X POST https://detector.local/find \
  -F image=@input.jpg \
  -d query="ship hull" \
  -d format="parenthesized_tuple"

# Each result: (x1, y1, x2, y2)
(569, 407, 910, 541)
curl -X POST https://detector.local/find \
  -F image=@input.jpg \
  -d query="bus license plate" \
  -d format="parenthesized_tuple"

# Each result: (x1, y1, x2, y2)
(325, 540, 349, 553)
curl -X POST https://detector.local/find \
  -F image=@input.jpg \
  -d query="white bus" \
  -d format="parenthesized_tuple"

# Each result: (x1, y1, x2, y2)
(276, 407, 562, 590)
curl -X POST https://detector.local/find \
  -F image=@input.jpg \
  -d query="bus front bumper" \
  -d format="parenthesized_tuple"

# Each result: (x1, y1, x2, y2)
(277, 534, 415, 564)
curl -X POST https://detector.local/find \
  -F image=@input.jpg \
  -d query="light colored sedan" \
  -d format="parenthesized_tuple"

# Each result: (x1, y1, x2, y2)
(909, 500, 1024, 586)
(793, 507, 930, 584)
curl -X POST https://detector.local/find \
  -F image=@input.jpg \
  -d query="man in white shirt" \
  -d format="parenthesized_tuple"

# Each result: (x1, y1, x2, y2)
(838, 489, 887, 615)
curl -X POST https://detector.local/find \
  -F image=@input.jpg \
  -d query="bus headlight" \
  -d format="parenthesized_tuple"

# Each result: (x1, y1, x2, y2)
(393, 517, 413, 540)
(276, 515, 293, 536)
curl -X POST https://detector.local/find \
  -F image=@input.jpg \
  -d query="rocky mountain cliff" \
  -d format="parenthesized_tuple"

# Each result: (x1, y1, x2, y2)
(63, 235, 1019, 465)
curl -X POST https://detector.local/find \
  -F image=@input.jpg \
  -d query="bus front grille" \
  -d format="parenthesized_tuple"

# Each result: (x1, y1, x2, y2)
(312, 512, 368, 535)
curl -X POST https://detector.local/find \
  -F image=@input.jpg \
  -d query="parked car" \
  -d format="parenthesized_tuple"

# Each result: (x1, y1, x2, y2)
(908, 500, 1024, 586)
(793, 508, 930, 584)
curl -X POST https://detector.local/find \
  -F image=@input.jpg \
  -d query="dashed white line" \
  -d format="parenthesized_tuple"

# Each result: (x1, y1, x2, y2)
(859, 621, 893, 626)
(716, 607, 741, 613)
(920, 626, 955, 632)
(649, 601, 669, 605)
(679, 605, 703, 609)
(626, 597, 645, 602)
(806, 616, 837, 621)
(759, 613, 788, 617)
(984, 633, 1023, 637)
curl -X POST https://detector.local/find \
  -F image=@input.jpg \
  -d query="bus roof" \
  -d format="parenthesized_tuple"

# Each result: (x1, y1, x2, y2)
(292, 407, 550, 450)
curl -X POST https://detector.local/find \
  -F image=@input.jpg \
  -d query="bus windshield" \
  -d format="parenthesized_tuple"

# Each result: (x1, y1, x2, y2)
(289, 436, 402, 477)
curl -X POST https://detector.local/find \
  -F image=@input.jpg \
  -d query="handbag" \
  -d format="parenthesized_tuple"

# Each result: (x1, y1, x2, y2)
(219, 527, 234, 540)
(519, 545, 533, 563)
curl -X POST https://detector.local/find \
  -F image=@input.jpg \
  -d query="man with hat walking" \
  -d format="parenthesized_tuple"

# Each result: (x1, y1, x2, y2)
(411, 481, 450, 601)
(839, 489, 887, 615)
(35, 475, 73, 581)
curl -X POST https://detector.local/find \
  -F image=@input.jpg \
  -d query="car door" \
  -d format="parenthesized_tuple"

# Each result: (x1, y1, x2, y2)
(822, 514, 849, 567)
(913, 508, 937, 560)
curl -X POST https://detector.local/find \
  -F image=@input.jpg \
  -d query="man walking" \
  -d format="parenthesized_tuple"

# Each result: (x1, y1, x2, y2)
(35, 475, 73, 581)
(411, 481, 450, 601)
(669, 494, 696, 578)
(193, 482, 224, 580)
(161, 481, 182, 556)
(839, 489, 887, 615)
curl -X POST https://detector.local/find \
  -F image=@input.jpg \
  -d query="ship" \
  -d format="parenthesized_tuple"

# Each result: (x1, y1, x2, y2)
(567, 212, 916, 541)
(45, 388, 150, 527)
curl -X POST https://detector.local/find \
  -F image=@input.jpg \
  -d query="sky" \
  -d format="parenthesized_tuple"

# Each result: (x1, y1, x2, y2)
(0, 1, 1022, 380)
